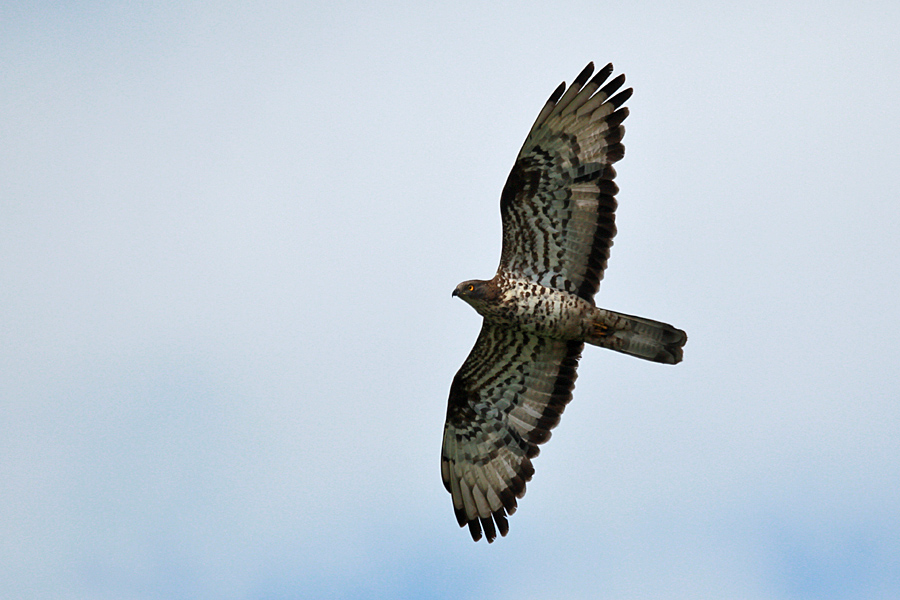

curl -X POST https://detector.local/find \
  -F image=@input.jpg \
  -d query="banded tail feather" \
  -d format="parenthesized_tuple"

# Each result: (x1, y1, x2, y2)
(588, 309, 687, 364)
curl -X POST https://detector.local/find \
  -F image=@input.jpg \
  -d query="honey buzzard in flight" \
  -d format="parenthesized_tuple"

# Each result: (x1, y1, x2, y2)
(442, 62, 687, 543)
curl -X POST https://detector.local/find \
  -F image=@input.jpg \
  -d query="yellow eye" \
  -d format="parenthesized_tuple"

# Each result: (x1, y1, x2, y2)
(467, 284, 475, 292)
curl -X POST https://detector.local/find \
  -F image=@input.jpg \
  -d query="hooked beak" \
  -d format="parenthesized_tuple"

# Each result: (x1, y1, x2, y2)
(451, 288, 459, 297)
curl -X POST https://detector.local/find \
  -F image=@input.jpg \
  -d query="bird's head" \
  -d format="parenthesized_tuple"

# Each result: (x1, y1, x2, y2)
(452, 279, 497, 310)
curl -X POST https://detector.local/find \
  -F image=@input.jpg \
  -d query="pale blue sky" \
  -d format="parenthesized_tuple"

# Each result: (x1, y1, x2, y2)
(2, 2, 899, 599)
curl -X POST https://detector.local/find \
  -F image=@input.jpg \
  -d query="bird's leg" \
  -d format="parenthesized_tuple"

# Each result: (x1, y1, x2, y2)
(592, 322, 610, 338)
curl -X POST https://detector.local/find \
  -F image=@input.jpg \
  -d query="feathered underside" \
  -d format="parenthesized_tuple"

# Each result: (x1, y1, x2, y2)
(442, 63, 633, 543)
(499, 61, 632, 302)
(441, 323, 582, 542)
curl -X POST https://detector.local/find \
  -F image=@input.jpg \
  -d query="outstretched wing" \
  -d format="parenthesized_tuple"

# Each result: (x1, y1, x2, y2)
(441, 322, 583, 542)
(499, 62, 632, 302)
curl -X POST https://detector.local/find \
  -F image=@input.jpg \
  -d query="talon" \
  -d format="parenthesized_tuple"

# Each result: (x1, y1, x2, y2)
(594, 323, 610, 337)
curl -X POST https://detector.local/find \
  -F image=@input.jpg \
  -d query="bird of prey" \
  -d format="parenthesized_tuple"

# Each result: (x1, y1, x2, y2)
(442, 62, 687, 543)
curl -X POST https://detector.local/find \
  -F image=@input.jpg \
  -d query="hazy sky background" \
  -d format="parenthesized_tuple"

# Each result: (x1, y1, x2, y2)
(3, 2, 899, 599)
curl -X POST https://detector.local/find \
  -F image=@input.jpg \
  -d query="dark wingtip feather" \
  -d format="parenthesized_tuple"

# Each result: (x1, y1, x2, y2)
(596, 179, 619, 195)
(591, 63, 614, 86)
(609, 87, 633, 109)
(607, 107, 629, 129)
(494, 510, 510, 537)
(573, 62, 595, 87)
(605, 125, 625, 146)
(599, 73, 627, 98)
(498, 487, 517, 514)
(548, 81, 566, 103)
(481, 516, 497, 543)
(606, 143, 625, 163)
(527, 428, 551, 444)
(468, 519, 482, 542)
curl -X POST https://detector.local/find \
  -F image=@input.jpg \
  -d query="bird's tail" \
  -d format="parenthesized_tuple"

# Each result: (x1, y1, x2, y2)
(587, 308, 687, 364)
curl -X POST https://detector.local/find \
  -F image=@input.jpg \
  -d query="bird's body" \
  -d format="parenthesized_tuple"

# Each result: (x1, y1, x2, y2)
(455, 276, 593, 340)
(455, 275, 685, 362)
(442, 62, 687, 543)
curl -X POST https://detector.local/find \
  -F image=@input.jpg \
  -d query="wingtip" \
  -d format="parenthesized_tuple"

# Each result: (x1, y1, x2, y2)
(591, 62, 614, 86)
(609, 87, 633, 109)
(467, 519, 483, 542)
(599, 73, 627, 98)
(573, 62, 595, 86)
(548, 81, 566, 103)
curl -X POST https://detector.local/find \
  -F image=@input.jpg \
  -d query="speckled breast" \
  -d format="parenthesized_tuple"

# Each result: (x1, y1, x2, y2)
(481, 278, 594, 340)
